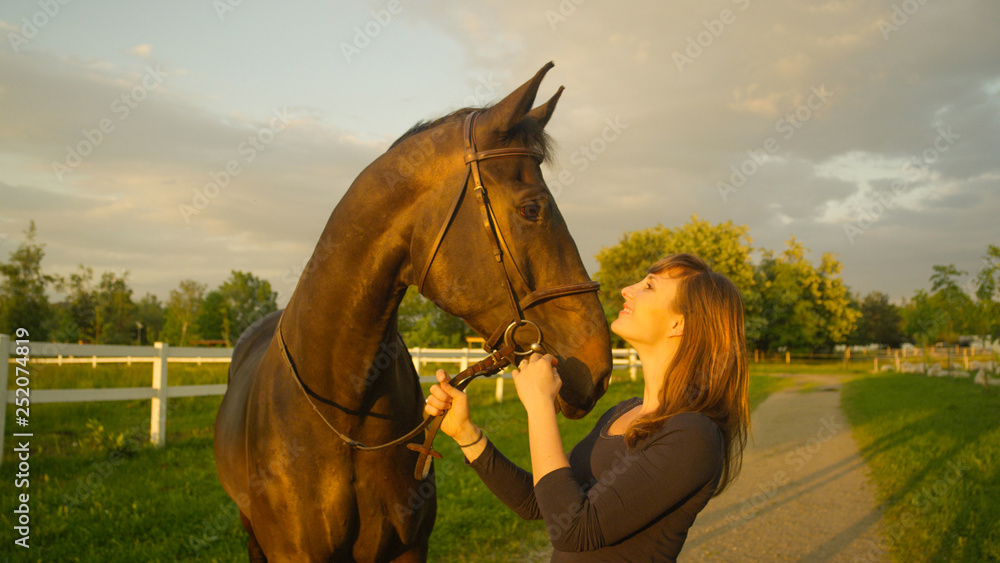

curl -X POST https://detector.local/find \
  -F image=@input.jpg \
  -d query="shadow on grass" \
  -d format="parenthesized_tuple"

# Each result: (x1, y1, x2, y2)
(842, 373, 1000, 562)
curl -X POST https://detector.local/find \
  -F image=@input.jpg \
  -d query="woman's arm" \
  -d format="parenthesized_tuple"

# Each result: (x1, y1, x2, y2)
(512, 353, 571, 484)
(535, 413, 723, 552)
(424, 370, 542, 520)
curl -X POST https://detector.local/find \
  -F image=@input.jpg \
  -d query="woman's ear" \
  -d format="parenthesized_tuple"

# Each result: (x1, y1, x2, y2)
(667, 315, 684, 338)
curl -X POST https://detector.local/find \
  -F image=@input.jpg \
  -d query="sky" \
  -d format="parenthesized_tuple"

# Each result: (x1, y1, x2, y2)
(1, 0, 997, 308)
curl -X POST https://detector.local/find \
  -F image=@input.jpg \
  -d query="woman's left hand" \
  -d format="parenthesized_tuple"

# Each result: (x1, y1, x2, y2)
(512, 353, 561, 414)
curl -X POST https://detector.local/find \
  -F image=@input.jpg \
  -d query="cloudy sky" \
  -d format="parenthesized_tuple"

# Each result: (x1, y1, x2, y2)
(1, 0, 997, 307)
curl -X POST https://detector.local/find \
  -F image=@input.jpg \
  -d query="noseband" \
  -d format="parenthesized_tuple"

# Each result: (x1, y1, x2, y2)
(278, 111, 601, 479)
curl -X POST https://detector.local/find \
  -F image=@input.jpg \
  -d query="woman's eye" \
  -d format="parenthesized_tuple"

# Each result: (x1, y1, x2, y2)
(519, 204, 541, 220)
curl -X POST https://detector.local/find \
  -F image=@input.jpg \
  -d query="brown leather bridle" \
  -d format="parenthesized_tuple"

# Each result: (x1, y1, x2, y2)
(278, 111, 601, 480)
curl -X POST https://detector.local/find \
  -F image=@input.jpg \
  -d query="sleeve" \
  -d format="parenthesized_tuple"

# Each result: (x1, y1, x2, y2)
(467, 439, 543, 520)
(533, 413, 723, 552)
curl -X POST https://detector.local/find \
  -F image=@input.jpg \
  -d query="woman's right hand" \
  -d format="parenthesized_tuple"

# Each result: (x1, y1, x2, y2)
(424, 370, 480, 445)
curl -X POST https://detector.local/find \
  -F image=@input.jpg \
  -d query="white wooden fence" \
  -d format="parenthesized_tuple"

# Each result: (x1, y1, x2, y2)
(1, 334, 641, 465)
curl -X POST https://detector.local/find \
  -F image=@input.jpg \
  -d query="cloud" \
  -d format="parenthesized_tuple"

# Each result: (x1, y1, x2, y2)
(130, 43, 152, 59)
(1, 0, 998, 309)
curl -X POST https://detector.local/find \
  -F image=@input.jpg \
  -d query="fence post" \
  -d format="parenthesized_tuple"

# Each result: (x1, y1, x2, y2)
(460, 348, 470, 372)
(844, 347, 850, 369)
(150, 342, 169, 447)
(874, 357, 878, 372)
(412, 347, 421, 375)
(754, 349, 759, 363)
(495, 376, 504, 403)
(629, 348, 638, 381)
(0, 334, 9, 467)
(785, 350, 791, 364)
(895, 350, 900, 371)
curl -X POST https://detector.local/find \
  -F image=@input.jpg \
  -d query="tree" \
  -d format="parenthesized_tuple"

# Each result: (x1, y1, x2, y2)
(194, 289, 229, 343)
(135, 293, 165, 345)
(162, 280, 206, 346)
(595, 215, 763, 345)
(91, 271, 137, 344)
(397, 287, 472, 347)
(755, 238, 859, 351)
(57, 265, 98, 342)
(0, 221, 55, 339)
(191, 272, 278, 345)
(902, 264, 976, 346)
(853, 291, 905, 347)
(971, 244, 1000, 342)
(218, 271, 278, 345)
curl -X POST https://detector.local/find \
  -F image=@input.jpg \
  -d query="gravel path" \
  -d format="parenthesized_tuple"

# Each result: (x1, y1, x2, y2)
(680, 374, 887, 562)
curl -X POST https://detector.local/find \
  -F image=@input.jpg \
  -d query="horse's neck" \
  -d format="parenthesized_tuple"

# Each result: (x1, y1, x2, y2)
(281, 181, 413, 409)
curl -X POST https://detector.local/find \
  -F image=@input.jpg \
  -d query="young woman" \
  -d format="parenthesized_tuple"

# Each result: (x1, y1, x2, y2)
(424, 253, 750, 561)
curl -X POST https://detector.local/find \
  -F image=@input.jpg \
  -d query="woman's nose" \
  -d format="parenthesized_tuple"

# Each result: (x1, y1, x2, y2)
(621, 284, 633, 300)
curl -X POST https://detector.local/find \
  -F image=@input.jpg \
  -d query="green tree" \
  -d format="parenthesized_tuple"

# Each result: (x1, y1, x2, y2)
(218, 271, 277, 345)
(194, 290, 229, 343)
(92, 271, 137, 344)
(755, 238, 859, 351)
(191, 272, 278, 345)
(971, 244, 1000, 343)
(162, 280, 206, 346)
(852, 291, 905, 347)
(0, 221, 55, 339)
(57, 265, 98, 342)
(398, 287, 472, 348)
(135, 293, 165, 345)
(594, 215, 763, 345)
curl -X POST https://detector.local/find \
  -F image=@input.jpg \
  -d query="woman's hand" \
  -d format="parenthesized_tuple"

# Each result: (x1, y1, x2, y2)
(424, 370, 480, 446)
(512, 353, 561, 415)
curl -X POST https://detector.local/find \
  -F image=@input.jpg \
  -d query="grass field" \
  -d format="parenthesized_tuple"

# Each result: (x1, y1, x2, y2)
(841, 372, 1000, 562)
(0, 362, 789, 561)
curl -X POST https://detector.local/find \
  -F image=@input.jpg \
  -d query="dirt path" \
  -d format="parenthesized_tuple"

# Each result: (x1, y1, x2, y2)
(680, 374, 887, 562)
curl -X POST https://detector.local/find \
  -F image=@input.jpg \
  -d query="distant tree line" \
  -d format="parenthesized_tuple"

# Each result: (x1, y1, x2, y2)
(0, 221, 277, 346)
(593, 216, 999, 351)
(2, 220, 997, 351)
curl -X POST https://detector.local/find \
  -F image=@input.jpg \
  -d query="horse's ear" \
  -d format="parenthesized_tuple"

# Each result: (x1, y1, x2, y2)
(479, 61, 555, 134)
(526, 85, 563, 129)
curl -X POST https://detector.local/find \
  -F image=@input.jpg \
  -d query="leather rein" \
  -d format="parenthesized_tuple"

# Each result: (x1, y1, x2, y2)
(278, 111, 600, 480)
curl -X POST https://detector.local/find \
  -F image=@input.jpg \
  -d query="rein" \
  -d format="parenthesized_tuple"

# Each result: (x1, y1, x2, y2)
(278, 110, 601, 480)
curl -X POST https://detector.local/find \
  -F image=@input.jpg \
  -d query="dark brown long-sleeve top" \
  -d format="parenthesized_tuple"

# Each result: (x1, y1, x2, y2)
(467, 398, 724, 561)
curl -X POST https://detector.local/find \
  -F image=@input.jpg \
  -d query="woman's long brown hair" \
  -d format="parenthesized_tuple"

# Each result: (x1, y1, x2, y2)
(622, 253, 750, 496)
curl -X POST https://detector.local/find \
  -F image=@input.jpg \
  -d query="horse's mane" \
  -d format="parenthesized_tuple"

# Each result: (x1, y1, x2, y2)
(389, 106, 553, 163)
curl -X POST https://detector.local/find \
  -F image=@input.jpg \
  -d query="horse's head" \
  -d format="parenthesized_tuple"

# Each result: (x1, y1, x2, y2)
(390, 63, 612, 418)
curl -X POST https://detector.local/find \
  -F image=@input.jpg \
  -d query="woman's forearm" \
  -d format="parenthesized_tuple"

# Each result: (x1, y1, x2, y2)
(456, 423, 488, 463)
(526, 406, 570, 485)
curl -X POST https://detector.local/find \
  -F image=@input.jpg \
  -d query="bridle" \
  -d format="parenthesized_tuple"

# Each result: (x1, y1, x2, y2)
(277, 110, 600, 480)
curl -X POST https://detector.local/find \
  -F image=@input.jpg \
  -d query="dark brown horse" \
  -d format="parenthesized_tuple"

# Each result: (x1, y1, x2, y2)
(214, 63, 612, 562)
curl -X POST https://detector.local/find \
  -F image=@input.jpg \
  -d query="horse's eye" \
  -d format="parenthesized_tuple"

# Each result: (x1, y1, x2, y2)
(519, 204, 541, 220)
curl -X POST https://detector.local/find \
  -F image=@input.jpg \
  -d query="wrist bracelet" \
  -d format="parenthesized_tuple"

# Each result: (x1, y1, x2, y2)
(458, 428, 484, 448)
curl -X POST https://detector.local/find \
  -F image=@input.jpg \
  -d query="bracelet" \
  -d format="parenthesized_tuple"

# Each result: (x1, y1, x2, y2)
(458, 428, 484, 448)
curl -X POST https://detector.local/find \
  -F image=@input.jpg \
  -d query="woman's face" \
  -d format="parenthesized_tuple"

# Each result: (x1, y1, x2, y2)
(610, 271, 684, 348)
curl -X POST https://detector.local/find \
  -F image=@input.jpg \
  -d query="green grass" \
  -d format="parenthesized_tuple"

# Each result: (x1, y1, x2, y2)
(2, 364, 785, 561)
(842, 372, 1000, 562)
